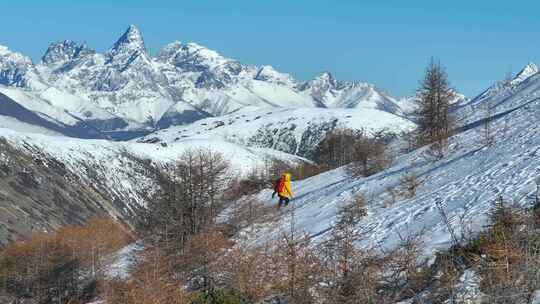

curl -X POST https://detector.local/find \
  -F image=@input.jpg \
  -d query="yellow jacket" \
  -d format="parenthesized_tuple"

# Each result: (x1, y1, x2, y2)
(278, 173, 293, 198)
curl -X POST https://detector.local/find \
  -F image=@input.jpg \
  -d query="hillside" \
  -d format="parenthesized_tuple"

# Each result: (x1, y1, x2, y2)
(137, 107, 415, 157)
(0, 128, 305, 246)
(238, 63, 540, 259)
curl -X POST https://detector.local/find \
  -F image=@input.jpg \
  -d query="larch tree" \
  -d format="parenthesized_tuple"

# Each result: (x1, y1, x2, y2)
(415, 59, 455, 158)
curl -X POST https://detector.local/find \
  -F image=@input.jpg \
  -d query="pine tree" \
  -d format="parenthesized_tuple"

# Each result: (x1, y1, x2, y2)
(415, 59, 455, 157)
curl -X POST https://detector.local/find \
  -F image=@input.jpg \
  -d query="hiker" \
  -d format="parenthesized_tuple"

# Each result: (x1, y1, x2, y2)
(272, 173, 293, 208)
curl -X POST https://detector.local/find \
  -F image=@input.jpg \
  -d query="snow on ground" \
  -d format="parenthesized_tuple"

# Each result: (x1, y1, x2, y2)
(0, 115, 65, 136)
(105, 242, 143, 280)
(533, 290, 540, 304)
(140, 107, 415, 147)
(0, 128, 306, 209)
(456, 64, 540, 127)
(445, 270, 483, 304)
(239, 88, 540, 259)
(0, 86, 81, 126)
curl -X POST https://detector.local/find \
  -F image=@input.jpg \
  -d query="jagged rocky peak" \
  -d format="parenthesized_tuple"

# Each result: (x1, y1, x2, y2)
(303, 71, 338, 91)
(513, 62, 539, 84)
(317, 71, 335, 82)
(157, 39, 248, 89)
(0, 44, 33, 65)
(158, 40, 231, 71)
(106, 25, 149, 66)
(0, 45, 34, 87)
(41, 40, 94, 65)
(156, 40, 183, 62)
(115, 24, 146, 50)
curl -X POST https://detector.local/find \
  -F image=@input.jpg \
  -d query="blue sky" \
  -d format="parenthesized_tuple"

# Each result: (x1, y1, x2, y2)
(1, 0, 539, 97)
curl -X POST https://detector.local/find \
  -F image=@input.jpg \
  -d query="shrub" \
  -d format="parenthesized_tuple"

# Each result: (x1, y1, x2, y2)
(102, 248, 188, 304)
(192, 288, 247, 304)
(0, 218, 131, 304)
(398, 171, 423, 199)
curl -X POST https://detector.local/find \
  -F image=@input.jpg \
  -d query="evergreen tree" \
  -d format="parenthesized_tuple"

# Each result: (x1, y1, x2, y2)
(415, 59, 455, 156)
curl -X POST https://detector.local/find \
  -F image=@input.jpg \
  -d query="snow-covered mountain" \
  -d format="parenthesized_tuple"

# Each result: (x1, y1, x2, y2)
(299, 71, 402, 113)
(137, 106, 415, 157)
(0, 25, 408, 139)
(455, 62, 540, 127)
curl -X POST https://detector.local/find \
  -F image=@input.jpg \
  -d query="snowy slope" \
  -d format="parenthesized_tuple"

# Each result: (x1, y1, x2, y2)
(137, 107, 416, 157)
(0, 115, 64, 136)
(456, 62, 540, 127)
(0, 128, 306, 207)
(0, 90, 107, 138)
(238, 77, 540, 259)
(1, 86, 96, 126)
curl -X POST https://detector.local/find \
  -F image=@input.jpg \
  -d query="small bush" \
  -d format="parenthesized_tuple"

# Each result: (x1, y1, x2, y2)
(192, 288, 247, 304)
(398, 171, 423, 199)
(102, 248, 188, 304)
(337, 192, 368, 228)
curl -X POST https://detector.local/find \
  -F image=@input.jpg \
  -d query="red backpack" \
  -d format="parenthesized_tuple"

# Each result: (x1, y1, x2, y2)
(274, 177, 285, 194)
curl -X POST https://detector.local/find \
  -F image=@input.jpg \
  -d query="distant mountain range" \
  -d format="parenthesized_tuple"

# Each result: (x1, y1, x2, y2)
(0, 25, 419, 139)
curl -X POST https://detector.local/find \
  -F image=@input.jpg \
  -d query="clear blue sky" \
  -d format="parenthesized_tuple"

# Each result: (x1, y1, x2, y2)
(2, 0, 539, 97)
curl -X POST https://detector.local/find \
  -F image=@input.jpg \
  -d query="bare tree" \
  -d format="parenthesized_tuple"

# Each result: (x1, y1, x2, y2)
(316, 193, 380, 304)
(480, 100, 495, 146)
(380, 230, 430, 302)
(314, 129, 357, 169)
(136, 149, 231, 255)
(276, 208, 320, 304)
(315, 128, 391, 176)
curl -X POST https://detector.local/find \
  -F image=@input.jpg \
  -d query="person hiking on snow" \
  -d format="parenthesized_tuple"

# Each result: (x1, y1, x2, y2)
(272, 173, 293, 208)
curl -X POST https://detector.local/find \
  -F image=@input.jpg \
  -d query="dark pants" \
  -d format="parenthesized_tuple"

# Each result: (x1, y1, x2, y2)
(278, 195, 290, 208)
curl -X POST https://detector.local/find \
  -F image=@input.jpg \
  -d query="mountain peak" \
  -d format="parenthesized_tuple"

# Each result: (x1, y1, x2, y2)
(0, 45, 30, 62)
(109, 25, 146, 53)
(0, 44, 35, 87)
(156, 41, 183, 62)
(308, 71, 338, 90)
(124, 25, 143, 43)
(0, 44, 10, 55)
(41, 40, 94, 65)
(106, 25, 148, 66)
(514, 62, 539, 84)
(157, 40, 231, 71)
(317, 71, 334, 81)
